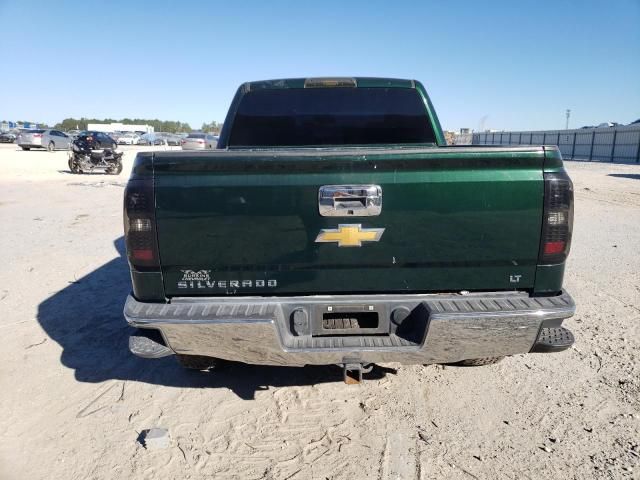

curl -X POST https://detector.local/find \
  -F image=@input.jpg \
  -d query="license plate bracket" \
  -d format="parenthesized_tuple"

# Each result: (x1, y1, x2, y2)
(311, 303, 390, 336)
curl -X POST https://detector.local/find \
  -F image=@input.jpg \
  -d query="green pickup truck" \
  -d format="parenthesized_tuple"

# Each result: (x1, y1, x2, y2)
(123, 77, 575, 381)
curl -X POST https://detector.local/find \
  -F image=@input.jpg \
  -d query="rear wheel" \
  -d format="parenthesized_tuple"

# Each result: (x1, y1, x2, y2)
(449, 356, 504, 367)
(47, 141, 55, 152)
(21, 146, 30, 151)
(176, 354, 223, 371)
(106, 160, 123, 175)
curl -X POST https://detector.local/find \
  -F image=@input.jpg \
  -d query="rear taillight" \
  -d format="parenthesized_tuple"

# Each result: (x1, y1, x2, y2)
(197, 139, 205, 144)
(34, 133, 42, 137)
(124, 177, 159, 270)
(539, 171, 574, 264)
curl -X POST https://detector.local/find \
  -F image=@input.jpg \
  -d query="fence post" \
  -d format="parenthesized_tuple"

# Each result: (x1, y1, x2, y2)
(636, 132, 640, 163)
(610, 129, 617, 162)
(589, 130, 596, 161)
(508, 132, 512, 145)
(571, 132, 577, 159)
(543, 132, 547, 145)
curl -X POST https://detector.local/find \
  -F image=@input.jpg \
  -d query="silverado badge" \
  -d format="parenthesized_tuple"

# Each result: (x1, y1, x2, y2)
(315, 224, 384, 247)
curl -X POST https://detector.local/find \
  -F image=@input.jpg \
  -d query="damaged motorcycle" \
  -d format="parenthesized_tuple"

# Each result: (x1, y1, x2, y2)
(68, 133, 124, 174)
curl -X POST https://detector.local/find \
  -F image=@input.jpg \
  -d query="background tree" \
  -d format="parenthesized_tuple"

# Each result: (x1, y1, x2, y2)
(201, 121, 223, 134)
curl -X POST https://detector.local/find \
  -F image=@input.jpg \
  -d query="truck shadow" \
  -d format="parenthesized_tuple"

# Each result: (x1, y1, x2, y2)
(37, 237, 395, 399)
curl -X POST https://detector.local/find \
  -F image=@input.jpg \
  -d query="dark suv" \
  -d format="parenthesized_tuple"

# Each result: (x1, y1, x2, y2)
(76, 131, 118, 150)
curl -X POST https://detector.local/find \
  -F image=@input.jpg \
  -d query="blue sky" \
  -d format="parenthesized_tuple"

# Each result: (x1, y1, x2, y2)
(0, 0, 638, 131)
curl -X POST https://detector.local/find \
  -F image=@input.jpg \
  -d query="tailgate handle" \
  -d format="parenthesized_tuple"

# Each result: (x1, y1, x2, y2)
(319, 185, 382, 217)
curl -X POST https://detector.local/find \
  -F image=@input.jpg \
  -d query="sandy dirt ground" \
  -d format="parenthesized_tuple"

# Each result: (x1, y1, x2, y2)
(0, 143, 638, 480)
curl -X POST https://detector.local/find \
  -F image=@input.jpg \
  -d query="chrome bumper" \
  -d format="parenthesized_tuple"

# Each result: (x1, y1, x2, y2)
(124, 291, 575, 366)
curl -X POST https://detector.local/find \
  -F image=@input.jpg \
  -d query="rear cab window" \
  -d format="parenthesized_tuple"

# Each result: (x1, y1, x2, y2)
(227, 87, 436, 147)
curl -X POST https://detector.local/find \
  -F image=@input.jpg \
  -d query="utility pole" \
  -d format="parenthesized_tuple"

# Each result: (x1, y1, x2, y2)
(565, 109, 571, 130)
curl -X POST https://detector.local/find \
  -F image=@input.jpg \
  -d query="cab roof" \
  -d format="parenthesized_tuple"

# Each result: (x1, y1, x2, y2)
(244, 77, 416, 91)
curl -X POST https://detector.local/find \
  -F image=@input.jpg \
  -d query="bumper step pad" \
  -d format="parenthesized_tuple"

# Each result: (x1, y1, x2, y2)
(531, 327, 574, 353)
(129, 329, 173, 358)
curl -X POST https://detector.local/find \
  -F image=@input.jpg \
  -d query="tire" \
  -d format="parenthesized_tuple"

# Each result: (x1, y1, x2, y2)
(47, 141, 55, 152)
(70, 157, 82, 174)
(449, 356, 504, 367)
(107, 161, 123, 175)
(176, 354, 222, 371)
(21, 147, 30, 151)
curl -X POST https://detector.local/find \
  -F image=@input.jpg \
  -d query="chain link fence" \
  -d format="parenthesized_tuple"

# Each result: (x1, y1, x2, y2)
(471, 125, 640, 163)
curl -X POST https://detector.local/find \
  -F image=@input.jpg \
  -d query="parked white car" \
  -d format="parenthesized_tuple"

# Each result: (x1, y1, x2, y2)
(181, 132, 218, 150)
(117, 133, 140, 145)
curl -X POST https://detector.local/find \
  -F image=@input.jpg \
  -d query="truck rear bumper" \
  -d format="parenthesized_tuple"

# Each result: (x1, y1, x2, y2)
(124, 290, 575, 366)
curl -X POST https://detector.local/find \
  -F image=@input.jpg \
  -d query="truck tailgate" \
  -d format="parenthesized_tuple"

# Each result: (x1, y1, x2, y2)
(153, 146, 544, 296)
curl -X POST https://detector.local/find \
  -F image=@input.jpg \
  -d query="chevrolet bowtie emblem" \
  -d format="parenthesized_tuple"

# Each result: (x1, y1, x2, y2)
(315, 224, 385, 247)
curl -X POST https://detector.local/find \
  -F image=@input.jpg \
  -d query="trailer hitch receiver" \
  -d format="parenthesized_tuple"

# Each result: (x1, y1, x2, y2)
(342, 362, 373, 384)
